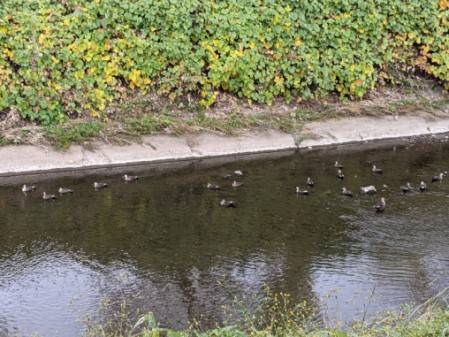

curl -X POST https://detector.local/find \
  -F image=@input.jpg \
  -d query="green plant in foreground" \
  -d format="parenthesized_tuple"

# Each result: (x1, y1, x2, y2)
(85, 305, 449, 337)
(84, 288, 449, 337)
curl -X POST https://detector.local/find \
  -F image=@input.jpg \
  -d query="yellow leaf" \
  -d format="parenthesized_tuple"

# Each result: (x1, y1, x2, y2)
(38, 34, 46, 45)
(129, 69, 142, 87)
(3, 48, 14, 59)
(440, 0, 449, 10)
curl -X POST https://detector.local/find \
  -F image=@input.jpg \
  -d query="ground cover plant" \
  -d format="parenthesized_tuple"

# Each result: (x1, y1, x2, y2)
(1, 0, 449, 126)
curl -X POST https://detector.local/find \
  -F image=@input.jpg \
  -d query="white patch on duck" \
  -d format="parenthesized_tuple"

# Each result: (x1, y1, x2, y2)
(232, 181, 244, 188)
(400, 182, 413, 194)
(372, 165, 383, 174)
(306, 177, 314, 187)
(93, 182, 108, 190)
(341, 187, 353, 197)
(295, 187, 309, 195)
(21, 184, 36, 193)
(207, 183, 220, 190)
(419, 181, 427, 192)
(360, 185, 377, 194)
(337, 169, 345, 180)
(42, 192, 57, 201)
(220, 199, 236, 208)
(58, 187, 74, 194)
(123, 174, 139, 182)
(334, 161, 343, 169)
(374, 197, 386, 213)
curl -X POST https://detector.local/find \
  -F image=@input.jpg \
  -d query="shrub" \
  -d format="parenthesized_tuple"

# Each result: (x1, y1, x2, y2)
(0, 0, 448, 124)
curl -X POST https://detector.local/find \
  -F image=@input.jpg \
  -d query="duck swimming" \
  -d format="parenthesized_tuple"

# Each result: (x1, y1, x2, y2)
(419, 181, 427, 192)
(334, 161, 344, 169)
(42, 192, 57, 201)
(374, 197, 386, 213)
(234, 170, 243, 176)
(361, 185, 377, 194)
(123, 174, 139, 182)
(220, 199, 236, 208)
(232, 181, 244, 188)
(58, 187, 74, 194)
(207, 183, 221, 190)
(372, 165, 383, 174)
(93, 182, 108, 190)
(21, 184, 36, 193)
(337, 169, 345, 180)
(432, 173, 444, 182)
(306, 177, 315, 187)
(400, 182, 413, 194)
(341, 187, 353, 197)
(296, 187, 309, 195)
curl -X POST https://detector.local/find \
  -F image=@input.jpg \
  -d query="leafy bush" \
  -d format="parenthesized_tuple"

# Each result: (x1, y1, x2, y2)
(0, 0, 448, 124)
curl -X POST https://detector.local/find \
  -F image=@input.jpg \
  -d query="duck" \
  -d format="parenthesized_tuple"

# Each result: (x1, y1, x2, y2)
(337, 169, 345, 180)
(306, 177, 315, 187)
(419, 181, 427, 192)
(207, 183, 221, 190)
(58, 187, 74, 194)
(432, 173, 444, 182)
(372, 165, 383, 174)
(232, 181, 244, 188)
(374, 197, 386, 213)
(341, 187, 353, 197)
(123, 174, 139, 182)
(93, 182, 108, 190)
(42, 192, 57, 201)
(295, 187, 309, 195)
(220, 199, 236, 208)
(234, 170, 243, 176)
(360, 185, 377, 194)
(334, 161, 344, 169)
(400, 182, 413, 194)
(21, 184, 36, 192)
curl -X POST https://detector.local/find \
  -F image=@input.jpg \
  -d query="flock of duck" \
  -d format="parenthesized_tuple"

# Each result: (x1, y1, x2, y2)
(19, 162, 446, 212)
(204, 161, 444, 212)
(293, 161, 446, 213)
(21, 174, 139, 200)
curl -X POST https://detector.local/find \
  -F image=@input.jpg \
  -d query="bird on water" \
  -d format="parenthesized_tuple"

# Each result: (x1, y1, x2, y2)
(42, 192, 57, 201)
(22, 184, 36, 192)
(374, 197, 386, 213)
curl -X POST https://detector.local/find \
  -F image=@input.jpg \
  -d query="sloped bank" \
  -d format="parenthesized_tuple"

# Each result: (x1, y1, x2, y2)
(1, 113, 449, 180)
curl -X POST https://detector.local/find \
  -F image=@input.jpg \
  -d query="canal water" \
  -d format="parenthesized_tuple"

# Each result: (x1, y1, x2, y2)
(1, 139, 449, 337)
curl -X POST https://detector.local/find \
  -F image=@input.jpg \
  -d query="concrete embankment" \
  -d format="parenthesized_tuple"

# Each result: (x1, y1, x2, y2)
(1, 114, 449, 179)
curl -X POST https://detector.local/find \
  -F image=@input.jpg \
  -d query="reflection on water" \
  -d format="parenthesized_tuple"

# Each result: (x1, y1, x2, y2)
(1, 140, 449, 336)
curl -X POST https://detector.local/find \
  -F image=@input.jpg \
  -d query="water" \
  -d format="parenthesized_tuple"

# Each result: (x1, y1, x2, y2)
(1, 139, 449, 337)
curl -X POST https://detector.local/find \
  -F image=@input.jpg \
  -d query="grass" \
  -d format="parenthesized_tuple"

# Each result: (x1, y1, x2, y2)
(44, 122, 103, 149)
(84, 290, 449, 337)
(123, 115, 176, 135)
(0, 135, 10, 146)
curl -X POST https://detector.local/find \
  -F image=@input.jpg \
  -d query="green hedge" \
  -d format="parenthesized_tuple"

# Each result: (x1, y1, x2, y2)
(1, 0, 448, 124)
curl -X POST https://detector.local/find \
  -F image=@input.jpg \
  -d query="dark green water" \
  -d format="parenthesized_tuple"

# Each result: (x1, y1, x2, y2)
(1, 139, 449, 337)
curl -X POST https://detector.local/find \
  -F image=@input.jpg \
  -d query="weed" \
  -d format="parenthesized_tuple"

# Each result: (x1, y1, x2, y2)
(45, 122, 102, 149)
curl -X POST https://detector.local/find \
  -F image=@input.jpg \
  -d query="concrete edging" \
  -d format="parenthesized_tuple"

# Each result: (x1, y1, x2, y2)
(1, 114, 449, 178)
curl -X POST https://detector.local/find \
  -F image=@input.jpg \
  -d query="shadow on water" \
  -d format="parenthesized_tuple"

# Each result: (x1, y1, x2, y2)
(1, 138, 449, 336)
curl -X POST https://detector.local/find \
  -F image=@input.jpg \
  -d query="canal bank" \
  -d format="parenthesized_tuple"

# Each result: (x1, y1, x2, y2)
(1, 113, 449, 179)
